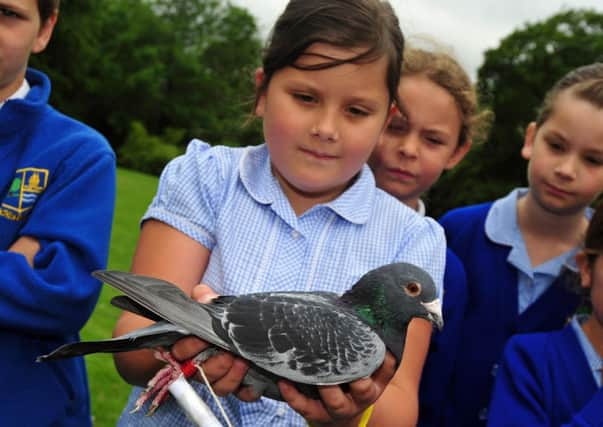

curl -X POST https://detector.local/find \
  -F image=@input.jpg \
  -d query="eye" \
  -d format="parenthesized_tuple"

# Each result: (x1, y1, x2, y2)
(404, 281, 422, 297)
(293, 93, 316, 104)
(585, 155, 603, 166)
(347, 106, 370, 117)
(0, 7, 19, 18)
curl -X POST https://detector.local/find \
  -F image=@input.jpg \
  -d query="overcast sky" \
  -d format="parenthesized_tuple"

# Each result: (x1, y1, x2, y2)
(232, 0, 603, 81)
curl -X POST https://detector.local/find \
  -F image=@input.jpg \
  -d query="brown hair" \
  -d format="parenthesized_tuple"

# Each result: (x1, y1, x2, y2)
(256, 0, 404, 108)
(38, 0, 60, 22)
(402, 47, 492, 147)
(536, 63, 603, 127)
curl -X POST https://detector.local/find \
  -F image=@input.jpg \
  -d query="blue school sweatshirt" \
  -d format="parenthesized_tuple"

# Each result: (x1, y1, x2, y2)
(488, 324, 602, 426)
(0, 69, 116, 427)
(419, 249, 468, 425)
(436, 202, 582, 427)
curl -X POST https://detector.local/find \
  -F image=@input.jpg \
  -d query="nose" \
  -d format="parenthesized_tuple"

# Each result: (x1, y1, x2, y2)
(398, 133, 420, 159)
(554, 154, 578, 180)
(311, 109, 339, 142)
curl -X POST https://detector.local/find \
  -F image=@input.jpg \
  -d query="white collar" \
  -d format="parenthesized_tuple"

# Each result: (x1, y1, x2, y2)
(0, 79, 30, 110)
(416, 198, 426, 217)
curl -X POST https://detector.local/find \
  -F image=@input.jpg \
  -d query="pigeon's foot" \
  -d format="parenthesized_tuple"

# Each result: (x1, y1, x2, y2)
(132, 349, 198, 415)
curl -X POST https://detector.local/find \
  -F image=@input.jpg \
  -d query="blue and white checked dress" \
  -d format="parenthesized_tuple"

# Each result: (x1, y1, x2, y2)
(117, 140, 446, 427)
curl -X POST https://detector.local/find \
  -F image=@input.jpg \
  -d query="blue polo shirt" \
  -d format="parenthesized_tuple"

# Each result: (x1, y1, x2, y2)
(485, 188, 588, 313)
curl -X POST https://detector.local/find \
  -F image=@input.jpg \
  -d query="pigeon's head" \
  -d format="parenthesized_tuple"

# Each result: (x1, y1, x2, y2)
(342, 262, 443, 361)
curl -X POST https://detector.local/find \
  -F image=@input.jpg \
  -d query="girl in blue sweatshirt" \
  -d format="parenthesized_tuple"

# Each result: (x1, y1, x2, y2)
(487, 201, 603, 427)
(439, 63, 603, 426)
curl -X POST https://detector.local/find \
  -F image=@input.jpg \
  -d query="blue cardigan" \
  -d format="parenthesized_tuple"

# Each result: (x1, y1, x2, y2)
(488, 324, 602, 426)
(419, 248, 468, 425)
(435, 202, 582, 427)
(0, 69, 115, 426)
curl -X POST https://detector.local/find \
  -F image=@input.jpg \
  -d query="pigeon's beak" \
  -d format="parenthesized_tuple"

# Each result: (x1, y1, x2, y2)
(422, 298, 443, 331)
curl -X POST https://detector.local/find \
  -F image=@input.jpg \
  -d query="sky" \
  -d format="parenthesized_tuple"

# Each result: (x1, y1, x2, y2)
(231, 0, 603, 81)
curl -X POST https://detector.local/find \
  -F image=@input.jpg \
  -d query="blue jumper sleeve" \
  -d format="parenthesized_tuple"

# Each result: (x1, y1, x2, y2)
(488, 333, 602, 427)
(563, 388, 603, 427)
(0, 147, 116, 336)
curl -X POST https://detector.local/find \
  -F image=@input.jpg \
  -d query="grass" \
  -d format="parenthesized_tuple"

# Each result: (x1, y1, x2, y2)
(80, 167, 159, 427)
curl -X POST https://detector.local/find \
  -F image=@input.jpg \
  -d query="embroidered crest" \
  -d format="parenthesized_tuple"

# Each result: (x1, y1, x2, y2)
(1, 168, 49, 221)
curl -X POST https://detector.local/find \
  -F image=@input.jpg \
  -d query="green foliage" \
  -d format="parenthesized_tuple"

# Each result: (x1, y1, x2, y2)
(427, 9, 603, 218)
(81, 168, 159, 427)
(119, 121, 184, 175)
(30, 0, 264, 167)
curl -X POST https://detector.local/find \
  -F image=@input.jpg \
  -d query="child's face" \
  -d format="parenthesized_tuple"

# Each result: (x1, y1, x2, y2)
(368, 74, 470, 209)
(0, 0, 56, 100)
(522, 91, 603, 215)
(255, 43, 391, 213)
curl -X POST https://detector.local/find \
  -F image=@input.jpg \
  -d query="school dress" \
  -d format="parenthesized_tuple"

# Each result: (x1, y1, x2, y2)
(436, 189, 584, 427)
(0, 69, 116, 426)
(117, 140, 447, 427)
(487, 317, 603, 426)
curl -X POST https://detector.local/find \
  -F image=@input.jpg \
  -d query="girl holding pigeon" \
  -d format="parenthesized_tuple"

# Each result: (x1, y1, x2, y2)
(112, 1, 446, 426)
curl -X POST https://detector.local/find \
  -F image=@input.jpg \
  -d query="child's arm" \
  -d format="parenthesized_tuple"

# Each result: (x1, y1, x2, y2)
(0, 150, 114, 336)
(488, 334, 602, 427)
(368, 318, 432, 426)
(112, 219, 250, 389)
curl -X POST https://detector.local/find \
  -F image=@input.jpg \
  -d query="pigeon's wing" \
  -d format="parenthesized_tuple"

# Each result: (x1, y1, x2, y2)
(111, 295, 163, 321)
(37, 321, 189, 361)
(213, 292, 386, 385)
(93, 270, 232, 349)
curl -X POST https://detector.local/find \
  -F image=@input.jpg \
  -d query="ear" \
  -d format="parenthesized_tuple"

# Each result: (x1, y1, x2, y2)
(521, 122, 537, 161)
(32, 11, 58, 54)
(254, 67, 266, 117)
(445, 139, 473, 170)
(576, 251, 593, 291)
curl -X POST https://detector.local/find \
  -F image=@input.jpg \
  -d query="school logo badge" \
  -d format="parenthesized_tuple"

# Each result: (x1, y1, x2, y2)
(0, 168, 49, 221)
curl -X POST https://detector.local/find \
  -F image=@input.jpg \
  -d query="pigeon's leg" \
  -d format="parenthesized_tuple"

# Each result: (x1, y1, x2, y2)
(132, 348, 223, 415)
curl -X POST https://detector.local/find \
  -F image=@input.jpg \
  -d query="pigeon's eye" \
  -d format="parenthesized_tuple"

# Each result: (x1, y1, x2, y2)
(404, 281, 422, 297)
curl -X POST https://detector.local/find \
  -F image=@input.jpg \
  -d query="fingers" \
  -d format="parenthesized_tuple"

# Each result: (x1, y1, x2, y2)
(370, 352, 397, 393)
(201, 356, 249, 396)
(281, 354, 397, 426)
(280, 380, 366, 425)
(193, 283, 219, 303)
(235, 385, 261, 402)
(171, 336, 210, 361)
(279, 381, 331, 423)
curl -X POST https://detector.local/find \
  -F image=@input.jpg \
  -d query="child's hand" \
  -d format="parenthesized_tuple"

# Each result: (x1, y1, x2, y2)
(170, 283, 255, 400)
(8, 235, 40, 267)
(280, 352, 397, 426)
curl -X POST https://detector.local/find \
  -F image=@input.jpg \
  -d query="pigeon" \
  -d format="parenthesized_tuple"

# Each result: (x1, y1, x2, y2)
(38, 262, 442, 411)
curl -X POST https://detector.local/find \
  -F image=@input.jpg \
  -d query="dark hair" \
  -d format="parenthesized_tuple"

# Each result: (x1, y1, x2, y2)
(536, 63, 603, 127)
(256, 0, 404, 108)
(402, 47, 492, 147)
(585, 201, 603, 260)
(38, 0, 60, 23)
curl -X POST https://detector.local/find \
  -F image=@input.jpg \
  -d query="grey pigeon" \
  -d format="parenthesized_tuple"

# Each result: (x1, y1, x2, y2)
(39, 262, 443, 402)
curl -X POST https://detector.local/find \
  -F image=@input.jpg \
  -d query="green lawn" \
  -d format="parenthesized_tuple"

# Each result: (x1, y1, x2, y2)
(81, 167, 158, 427)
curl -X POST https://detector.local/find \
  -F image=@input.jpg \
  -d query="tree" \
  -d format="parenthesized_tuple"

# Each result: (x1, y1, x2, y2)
(30, 0, 264, 167)
(427, 9, 603, 218)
